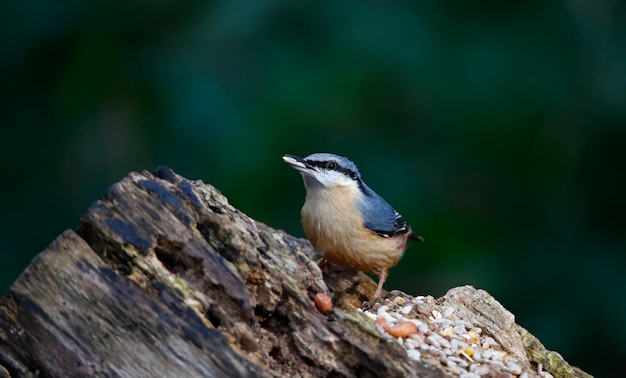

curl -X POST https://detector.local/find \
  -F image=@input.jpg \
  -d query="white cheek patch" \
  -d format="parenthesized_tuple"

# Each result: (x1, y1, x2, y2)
(317, 171, 357, 188)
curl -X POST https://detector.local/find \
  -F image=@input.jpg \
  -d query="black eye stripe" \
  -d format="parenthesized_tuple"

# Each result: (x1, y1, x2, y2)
(307, 160, 336, 170)
(340, 167, 358, 179)
(306, 160, 323, 168)
(306, 160, 358, 179)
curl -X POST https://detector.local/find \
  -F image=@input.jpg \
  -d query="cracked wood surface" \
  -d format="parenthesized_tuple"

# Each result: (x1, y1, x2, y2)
(0, 167, 590, 378)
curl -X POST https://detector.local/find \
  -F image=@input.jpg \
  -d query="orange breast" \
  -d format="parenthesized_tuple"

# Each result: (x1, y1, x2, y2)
(301, 186, 409, 274)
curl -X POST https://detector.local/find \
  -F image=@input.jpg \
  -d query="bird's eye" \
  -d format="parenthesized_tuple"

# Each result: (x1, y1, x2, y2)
(326, 161, 337, 170)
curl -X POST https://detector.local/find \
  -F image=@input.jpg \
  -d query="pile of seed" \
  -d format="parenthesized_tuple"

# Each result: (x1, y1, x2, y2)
(359, 296, 554, 378)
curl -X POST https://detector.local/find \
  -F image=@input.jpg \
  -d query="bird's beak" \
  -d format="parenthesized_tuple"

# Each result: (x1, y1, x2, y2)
(282, 154, 315, 174)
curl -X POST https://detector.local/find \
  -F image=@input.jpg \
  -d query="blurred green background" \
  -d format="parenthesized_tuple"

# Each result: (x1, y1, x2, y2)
(1, 1, 624, 376)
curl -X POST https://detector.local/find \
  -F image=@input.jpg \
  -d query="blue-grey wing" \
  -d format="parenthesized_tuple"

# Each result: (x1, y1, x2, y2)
(357, 186, 409, 237)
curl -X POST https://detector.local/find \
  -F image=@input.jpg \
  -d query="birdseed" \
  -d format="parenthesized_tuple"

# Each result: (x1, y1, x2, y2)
(363, 294, 548, 377)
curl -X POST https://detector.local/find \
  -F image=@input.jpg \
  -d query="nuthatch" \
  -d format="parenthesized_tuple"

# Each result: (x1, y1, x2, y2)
(282, 153, 423, 302)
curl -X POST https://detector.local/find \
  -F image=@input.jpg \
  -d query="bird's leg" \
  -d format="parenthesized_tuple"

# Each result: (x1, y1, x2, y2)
(317, 257, 328, 270)
(371, 269, 388, 305)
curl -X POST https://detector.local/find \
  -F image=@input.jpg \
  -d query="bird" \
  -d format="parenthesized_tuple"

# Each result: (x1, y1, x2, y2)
(282, 152, 423, 303)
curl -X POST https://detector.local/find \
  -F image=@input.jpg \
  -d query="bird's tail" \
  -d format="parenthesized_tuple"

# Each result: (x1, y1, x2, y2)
(409, 231, 424, 242)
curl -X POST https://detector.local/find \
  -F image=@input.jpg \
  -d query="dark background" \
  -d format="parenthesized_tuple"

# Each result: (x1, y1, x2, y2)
(1, 1, 624, 376)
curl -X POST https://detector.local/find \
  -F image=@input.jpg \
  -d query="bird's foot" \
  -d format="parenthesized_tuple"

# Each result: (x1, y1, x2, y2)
(317, 257, 328, 270)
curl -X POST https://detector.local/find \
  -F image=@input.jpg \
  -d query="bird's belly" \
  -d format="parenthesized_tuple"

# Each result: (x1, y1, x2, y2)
(302, 203, 408, 273)
(325, 231, 407, 274)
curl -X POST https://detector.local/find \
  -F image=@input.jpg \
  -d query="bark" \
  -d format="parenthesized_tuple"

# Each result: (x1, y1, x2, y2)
(0, 167, 592, 378)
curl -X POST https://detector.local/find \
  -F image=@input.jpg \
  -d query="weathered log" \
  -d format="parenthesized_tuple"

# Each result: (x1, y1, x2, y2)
(0, 167, 591, 378)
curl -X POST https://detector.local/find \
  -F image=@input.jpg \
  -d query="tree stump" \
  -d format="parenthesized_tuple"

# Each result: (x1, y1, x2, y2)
(0, 167, 592, 378)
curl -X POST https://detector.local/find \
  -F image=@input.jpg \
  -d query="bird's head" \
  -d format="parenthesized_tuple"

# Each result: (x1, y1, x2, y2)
(282, 153, 362, 191)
